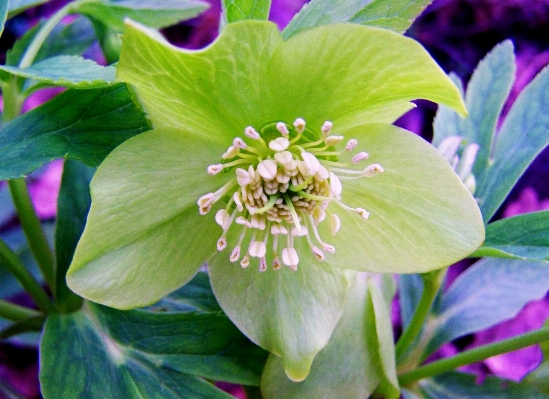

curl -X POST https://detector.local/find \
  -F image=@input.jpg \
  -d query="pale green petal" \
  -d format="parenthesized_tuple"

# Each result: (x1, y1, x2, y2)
(209, 239, 353, 382)
(269, 24, 466, 130)
(67, 129, 228, 308)
(117, 20, 283, 142)
(322, 124, 484, 273)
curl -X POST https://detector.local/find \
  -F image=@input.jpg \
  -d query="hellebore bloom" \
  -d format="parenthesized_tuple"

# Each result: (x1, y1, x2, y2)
(66, 20, 484, 381)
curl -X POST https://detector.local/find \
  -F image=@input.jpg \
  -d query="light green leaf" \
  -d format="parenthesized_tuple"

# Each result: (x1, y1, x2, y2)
(0, 56, 115, 89)
(433, 41, 515, 179)
(475, 64, 549, 221)
(283, 0, 433, 39)
(210, 248, 353, 382)
(260, 274, 382, 399)
(471, 211, 549, 262)
(54, 160, 94, 312)
(0, 83, 149, 179)
(7, 0, 49, 19)
(0, 0, 8, 38)
(221, 0, 271, 24)
(66, 128, 228, 309)
(40, 302, 267, 398)
(75, 0, 208, 32)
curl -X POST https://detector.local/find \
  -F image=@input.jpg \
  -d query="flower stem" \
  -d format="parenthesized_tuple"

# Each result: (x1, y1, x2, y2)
(398, 326, 549, 386)
(0, 300, 41, 321)
(8, 178, 56, 290)
(395, 269, 446, 359)
(0, 240, 55, 313)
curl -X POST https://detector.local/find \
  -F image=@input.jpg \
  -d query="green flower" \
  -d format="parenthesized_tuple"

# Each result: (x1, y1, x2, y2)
(66, 20, 484, 381)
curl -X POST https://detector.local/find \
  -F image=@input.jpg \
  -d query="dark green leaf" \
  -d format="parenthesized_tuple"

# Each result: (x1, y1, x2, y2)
(40, 302, 267, 398)
(54, 160, 94, 312)
(221, 0, 271, 24)
(0, 83, 150, 179)
(282, 0, 432, 39)
(415, 372, 549, 398)
(75, 0, 209, 32)
(0, 56, 115, 89)
(471, 211, 549, 262)
(0, 0, 8, 37)
(8, 0, 50, 18)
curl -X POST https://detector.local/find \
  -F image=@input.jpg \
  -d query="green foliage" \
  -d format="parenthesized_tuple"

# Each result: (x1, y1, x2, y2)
(0, 83, 150, 179)
(221, 0, 272, 24)
(39, 301, 268, 398)
(472, 211, 549, 262)
(282, 0, 433, 39)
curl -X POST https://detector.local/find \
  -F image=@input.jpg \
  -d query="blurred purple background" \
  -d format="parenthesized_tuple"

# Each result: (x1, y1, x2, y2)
(1, 0, 549, 397)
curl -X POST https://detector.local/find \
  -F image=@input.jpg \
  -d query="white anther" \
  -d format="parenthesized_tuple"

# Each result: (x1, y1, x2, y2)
(312, 207, 326, 226)
(233, 191, 244, 212)
(282, 247, 299, 270)
(274, 151, 293, 165)
(329, 172, 342, 197)
(437, 136, 463, 164)
(322, 244, 335, 254)
(240, 255, 250, 268)
(197, 193, 215, 215)
(233, 137, 247, 149)
(259, 257, 267, 272)
(346, 139, 358, 151)
(207, 164, 224, 175)
(217, 237, 227, 251)
(269, 137, 290, 152)
(291, 226, 308, 237)
(236, 216, 252, 228)
(351, 152, 369, 163)
(230, 245, 241, 262)
(272, 255, 281, 270)
(257, 160, 278, 180)
(236, 168, 251, 186)
(293, 118, 306, 133)
(315, 165, 330, 180)
(215, 209, 231, 230)
(276, 122, 290, 136)
(245, 126, 260, 140)
(249, 241, 266, 258)
(301, 151, 321, 174)
(356, 208, 370, 220)
(330, 214, 341, 235)
(321, 121, 333, 136)
(312, 246, 325, 262)
(222, 146, 239, 159)
(324, 135, 344, 146)
(275, 171, 291, 184)
(247, 164, 256, 181)
(271, 224, 288, 235)
(251, 214, 266, 230)
(363, 164, 384, 177)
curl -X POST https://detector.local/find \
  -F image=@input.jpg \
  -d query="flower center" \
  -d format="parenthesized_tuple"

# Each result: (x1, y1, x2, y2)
(197, 118, 383, 271)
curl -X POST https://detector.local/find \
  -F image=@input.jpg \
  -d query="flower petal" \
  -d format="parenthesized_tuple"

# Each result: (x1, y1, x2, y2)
(208, 238, 353, 382)
(326, 123, 484, 273)
(268, 24, 466, 130)
(117, 20, 283, 142)
(67, 128, 228, 308)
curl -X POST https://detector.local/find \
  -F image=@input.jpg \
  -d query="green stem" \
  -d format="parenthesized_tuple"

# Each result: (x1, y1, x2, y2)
(0, 300, 40, 321)
(398, 326, 549, 386)
(0, 240, 55, 313)
(8, 178, 56, 290)
(395, 269, 446, 359)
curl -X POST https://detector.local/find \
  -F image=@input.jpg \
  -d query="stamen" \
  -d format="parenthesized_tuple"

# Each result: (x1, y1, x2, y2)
(272, 255, 281, 270)
(276, 122, 290, 136)
(236, 216, 253, 228)
(351, 152, 369, 164)
(346, 139, 358, 151)
(293, 118, 306, 133)
(230, 245, 241, 262)
(259, 257, 267, 272)
(274, 151, 293, 165)
(307, 215, 335, 254)
(329, 213, 341, 235)
(312, 207, 326, 226)
(250, 214, 266, 230)
(233, 191, 244, 212)
(282, 247, 299, 270)
(245, 126, 261, 140)
(363, 164, 384, 177)
(240, 255, 250, 268)
(324, 135, 344, 146)
(233, 137, 247, 149)
(236, 168, 251, 186)
(215, 209, 231, 230)
(257, 160, 278, 181)
(283, 193, 302, 233)
(252, 195, 279, 215)
(269, 137, 290, 152)
(321, 121, 333, 136)
(291, 225, 308, 237)
(271, 224, 288, 235)
(301, 151, 321, 174)
(356, 208, 370, 219)
(312, 246, 325, 261)
(329, 172, 342, 198)
(207, 164, 224, 175)
(217, 237, 227, 251)
(222, 146, 239, 159)
(197, 193, 216, 215)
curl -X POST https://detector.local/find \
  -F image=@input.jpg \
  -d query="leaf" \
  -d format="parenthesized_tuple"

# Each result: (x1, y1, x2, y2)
(414, 371, 549, 398)
(0, 56, 116, 89)
(471, 211, 549, 262)
(39, 302, 268, 398)
(54, 159, 94, 312)
(0, 83, 150, 179)
(260, 274, 384, 399)
(7, 0, 49, 18)
(524, 318, 549, 394)
(0, 315, 45, 340)
(423, 258, 549, 356)
(282, 0, 433, 39)
(0, 185, 16, 227)
(75, 0, 209, 32)
(0, 0, 8, 37)
(398, 274, 424, 328)
(221, 0, 271, 24)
